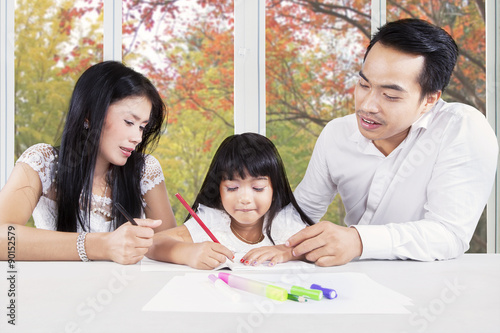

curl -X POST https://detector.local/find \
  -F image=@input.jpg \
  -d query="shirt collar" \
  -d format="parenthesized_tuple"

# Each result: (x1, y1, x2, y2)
(409, 98, 442, 133)
(349, 99, 443, 156)
(349, 129, 383, 156)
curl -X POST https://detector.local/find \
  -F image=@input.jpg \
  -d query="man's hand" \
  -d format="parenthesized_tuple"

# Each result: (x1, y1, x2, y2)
(285, 221, 363, 266)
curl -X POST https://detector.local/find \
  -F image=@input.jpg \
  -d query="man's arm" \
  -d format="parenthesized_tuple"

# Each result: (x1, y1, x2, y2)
(289, 107, 498, 265)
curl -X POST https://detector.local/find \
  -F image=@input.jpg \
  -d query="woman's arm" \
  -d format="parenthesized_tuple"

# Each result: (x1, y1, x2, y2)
(142, 180, 176, 232)
(0, 162, 42, 224)
(0, 163, 161, 264)
(0, 220, 161, 264)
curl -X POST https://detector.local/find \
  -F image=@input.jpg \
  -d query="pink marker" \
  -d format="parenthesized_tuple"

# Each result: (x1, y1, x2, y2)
(208, 274, 241, 302)
(218, 272, 288, 302)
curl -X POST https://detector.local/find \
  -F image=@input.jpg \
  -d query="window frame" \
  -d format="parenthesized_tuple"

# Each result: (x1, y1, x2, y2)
(0, 0, 14, 188)
(485, 0, 500, 252)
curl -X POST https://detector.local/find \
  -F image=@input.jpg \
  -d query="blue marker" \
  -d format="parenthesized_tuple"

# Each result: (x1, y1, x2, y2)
(310, 284, 337, 299)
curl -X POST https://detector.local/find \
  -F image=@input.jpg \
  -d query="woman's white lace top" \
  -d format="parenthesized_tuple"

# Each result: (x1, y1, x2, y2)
(184, 203, 307, 253)
(16, 143, 165, 232)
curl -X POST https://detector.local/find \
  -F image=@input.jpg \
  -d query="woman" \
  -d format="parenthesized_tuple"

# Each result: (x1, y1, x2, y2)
(0, 61, 176, 264)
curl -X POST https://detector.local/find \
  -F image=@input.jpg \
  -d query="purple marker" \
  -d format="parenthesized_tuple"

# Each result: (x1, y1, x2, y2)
(310, 284, 337, 299)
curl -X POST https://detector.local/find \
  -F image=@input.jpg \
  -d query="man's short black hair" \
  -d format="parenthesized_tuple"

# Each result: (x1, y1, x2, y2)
(365, 18, 458, 99)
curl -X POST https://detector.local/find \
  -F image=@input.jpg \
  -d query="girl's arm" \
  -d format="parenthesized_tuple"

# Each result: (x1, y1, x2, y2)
(0, 163, 161, 264)
(146, 225, 234, 270)
(142, 180, 176, 232)
(240, 244, 308, 267)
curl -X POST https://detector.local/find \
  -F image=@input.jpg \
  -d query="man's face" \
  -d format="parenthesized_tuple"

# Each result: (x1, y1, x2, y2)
(354, 42, 439, 155)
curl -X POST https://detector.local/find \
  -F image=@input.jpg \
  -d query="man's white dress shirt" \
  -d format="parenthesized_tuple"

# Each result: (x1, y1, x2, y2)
(294, 99, 498, 261)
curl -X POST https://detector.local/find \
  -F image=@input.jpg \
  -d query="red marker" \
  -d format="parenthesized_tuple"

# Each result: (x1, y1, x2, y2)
(175, 193, 220, 243)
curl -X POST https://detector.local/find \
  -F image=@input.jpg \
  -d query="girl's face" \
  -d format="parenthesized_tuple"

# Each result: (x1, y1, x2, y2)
(219, 173, 273, 227)
(97, 96, 151, 167)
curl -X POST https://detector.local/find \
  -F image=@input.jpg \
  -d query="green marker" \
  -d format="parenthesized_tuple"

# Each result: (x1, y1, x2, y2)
(272, 282, 323, 301)
(287, 293, 307, 302)
(289, 285, 323, 301)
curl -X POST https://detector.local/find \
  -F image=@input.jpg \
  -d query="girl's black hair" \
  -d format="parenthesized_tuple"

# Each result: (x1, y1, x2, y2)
(189, 132, 314, 244)
(55, 61, 166, 232)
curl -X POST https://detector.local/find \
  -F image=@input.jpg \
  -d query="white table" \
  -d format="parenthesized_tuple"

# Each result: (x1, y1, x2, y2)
(1, 254, 499, 333)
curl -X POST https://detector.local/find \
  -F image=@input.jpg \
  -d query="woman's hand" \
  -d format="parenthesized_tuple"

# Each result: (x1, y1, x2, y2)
(97, 218, 162, 265)
(184, 241, 234, 270)
(241, 244, 298, 267)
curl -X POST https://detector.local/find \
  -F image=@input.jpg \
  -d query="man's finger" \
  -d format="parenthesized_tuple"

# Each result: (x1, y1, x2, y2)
(303, 245, 332, 262)
(315, 255, 339, 267)
(291, 236, 325, 257)
(285, 223, 324, 248)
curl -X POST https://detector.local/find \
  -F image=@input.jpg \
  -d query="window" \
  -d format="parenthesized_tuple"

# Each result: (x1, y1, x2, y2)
(11, 0, 103, 226)
(1, 0, 498, 251)
(14, 0, 103, 157)
(122, 0, 234, 223)
(266, 0, 370, 225)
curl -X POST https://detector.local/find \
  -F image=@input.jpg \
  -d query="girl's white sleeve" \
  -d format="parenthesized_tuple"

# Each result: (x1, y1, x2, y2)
(183, 204, 230, 243)
(270, 204, 308, 245)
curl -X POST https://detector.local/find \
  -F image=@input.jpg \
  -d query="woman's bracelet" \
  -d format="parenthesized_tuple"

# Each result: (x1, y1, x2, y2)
(76, 232, 90, 262)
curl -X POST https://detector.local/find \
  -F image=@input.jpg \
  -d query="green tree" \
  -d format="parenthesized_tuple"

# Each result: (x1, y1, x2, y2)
(15, 0, 102, 157)
(15, 0, 102, 227)
(122, 2, 235, 223)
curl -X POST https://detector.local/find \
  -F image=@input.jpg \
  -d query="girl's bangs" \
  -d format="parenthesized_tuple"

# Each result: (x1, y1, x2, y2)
(219, 148, 272, 181)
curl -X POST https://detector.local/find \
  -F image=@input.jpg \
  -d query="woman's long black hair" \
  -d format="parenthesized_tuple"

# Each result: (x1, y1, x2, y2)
(55, 61, 166, 232)
(189, 133, 314, 244)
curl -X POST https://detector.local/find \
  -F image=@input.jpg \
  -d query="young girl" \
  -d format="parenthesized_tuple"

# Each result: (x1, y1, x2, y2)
(147, 133, 314, 269)
(0, 61, 176, 264)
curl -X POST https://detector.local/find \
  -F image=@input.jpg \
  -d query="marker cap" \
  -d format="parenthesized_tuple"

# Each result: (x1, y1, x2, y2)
(310, 284, 337, 299)
(290, 286, 323, 300)
(208, 274, 241, 302)
(218, 272, 230, 284)
(265, 285, 288, 302)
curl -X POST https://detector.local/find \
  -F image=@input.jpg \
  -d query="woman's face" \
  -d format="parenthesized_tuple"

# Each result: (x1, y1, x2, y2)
(97, 96, 151, 167)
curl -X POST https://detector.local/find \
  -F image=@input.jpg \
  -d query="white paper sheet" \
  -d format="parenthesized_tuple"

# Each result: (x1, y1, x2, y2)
(142, 272, 413, 314)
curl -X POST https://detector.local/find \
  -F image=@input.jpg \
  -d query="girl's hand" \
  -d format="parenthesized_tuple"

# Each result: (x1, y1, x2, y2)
(241, 244, 296, 267)
(101, 218, 162, 265)
(185, 242, 234, 270)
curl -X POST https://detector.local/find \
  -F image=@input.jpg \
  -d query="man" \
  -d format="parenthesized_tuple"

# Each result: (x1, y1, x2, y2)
(287, 18, 498, 266)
